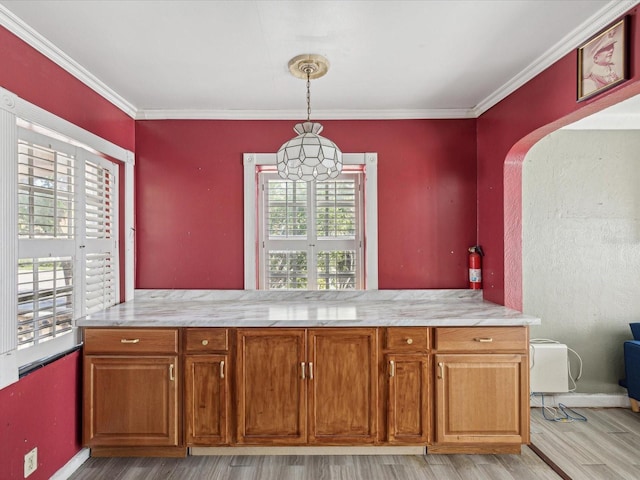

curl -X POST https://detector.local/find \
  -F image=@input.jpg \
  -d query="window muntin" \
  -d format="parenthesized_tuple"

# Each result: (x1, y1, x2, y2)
(259, 171, 363, 290)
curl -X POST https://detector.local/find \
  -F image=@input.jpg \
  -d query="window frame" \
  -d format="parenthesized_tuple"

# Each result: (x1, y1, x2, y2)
(17, 125, 119, 362)
(243, 152, 378, 290)
(0, 85, 134, 388)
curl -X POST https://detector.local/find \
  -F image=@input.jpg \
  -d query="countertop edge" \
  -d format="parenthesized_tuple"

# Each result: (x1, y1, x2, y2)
(77, 289, 541, 328)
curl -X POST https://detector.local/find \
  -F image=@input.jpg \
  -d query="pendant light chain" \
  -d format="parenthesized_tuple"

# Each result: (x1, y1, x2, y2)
(306, 68, 311, 122)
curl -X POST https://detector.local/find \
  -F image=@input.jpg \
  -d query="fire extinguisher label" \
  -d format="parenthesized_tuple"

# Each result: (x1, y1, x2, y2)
(469, 269, 481, 282)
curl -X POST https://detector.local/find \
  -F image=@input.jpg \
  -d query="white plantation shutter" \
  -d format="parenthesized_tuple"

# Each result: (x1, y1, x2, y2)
(85, 253, 116, 314)
(259, 171, 363, 290)
(18, 134, 75, 240)
(85, 159, 115, 240)
(315, 177, 361, 290)
(17, 257, 74, 348)
(84, 158, 117, 315)
(17, 125, 118, 353)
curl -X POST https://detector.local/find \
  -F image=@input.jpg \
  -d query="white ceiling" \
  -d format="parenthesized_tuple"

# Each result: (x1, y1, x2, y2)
(0, 0, 638, 122)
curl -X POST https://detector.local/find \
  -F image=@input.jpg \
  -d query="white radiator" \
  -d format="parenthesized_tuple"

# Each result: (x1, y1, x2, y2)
(529, 343, 569, 393)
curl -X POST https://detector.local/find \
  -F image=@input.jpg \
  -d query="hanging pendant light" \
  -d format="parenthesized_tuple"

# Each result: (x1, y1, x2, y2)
(277, 54, 342, 182)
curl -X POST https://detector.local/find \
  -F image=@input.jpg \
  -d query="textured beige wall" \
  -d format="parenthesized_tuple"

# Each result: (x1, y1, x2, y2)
(523, 130, 640, 393)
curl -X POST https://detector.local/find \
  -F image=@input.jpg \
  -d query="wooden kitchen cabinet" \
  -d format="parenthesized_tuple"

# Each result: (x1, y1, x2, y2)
(236, 328, 307, 444)
(432, 327, 529, 453)
(382, 328, 430, 445)
(81, 324, 531, 455)
(184, 328, 230, 446)
(236, 327, 378, 445)
(83, 328, 181, 452)
(308, 328, 378, 444)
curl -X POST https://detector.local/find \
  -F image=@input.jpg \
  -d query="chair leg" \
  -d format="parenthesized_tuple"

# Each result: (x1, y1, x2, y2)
(631, 398, 640, 412)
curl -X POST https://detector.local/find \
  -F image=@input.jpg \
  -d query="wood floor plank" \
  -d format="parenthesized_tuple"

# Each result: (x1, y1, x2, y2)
(70, 409, 640, 480)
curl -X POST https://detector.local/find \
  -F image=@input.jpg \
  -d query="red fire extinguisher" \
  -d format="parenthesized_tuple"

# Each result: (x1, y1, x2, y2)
(468, 245, 484, 289)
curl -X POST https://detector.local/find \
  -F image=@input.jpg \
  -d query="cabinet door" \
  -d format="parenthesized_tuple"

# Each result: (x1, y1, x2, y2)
(386, 354, 429, 444)
(434, 354, 528, 445)
(184, 355, 228, 445)
(236, 329, 307, 444)
(308, 328, 378, 444)
(83, 356, 179, 447)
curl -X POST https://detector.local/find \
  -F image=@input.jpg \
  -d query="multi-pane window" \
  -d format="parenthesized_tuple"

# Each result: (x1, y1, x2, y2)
(259, 171, 363, 290)
(17, 125, 118, 351)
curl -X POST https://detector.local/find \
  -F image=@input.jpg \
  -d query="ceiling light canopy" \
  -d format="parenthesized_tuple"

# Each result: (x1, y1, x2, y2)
(276, 54, 342, 182)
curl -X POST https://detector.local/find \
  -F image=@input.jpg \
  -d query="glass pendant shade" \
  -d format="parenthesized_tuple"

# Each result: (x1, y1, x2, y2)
(277, 121, 343, 181)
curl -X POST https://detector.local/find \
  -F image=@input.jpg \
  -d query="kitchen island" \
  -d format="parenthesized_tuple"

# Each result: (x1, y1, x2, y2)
(78, 290, 539, 457)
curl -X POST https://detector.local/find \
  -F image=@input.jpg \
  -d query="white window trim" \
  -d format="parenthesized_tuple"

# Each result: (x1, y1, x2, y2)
(243, 152, 378, 290)
(0, 85, 135, 389)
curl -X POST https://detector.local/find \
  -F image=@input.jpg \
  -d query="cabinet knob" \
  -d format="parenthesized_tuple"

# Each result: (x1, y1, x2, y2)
(406, 338, 413, 345)
(202, 340, 209, 346)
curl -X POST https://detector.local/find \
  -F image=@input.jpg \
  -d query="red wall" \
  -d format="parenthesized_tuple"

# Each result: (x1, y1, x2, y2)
(478, 7, 640, 308)
(135, 119, 477, 289)
(0, 352, 82, 480)
(0, 26, 135, 479)
(0, 27, 134, 151)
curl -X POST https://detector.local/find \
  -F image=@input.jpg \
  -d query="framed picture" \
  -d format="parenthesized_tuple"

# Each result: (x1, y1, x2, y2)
(577, 17, 628, 101)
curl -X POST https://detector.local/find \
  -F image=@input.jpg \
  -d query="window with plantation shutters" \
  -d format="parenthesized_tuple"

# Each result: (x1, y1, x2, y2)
(258, 171, 363, 290)
(17, 125, 118, 352)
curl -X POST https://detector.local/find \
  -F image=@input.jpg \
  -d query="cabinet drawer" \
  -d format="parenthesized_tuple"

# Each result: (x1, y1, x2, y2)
(385, 327, 429, 351)
(185, 328, 228, 353)
(434, 327, 527, 352)
(84, 328, 179, 354)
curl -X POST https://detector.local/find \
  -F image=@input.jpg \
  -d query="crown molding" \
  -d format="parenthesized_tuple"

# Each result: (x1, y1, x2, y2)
(2, 1, 638, 121)
(473, 0, 640, 117)
(0, 4, 138, 118)
(135, 108, 476, 120)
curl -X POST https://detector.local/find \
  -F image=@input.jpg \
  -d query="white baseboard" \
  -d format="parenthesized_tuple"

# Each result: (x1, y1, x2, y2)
(50, 448, 90, 480)
(530, 392, 630, 408)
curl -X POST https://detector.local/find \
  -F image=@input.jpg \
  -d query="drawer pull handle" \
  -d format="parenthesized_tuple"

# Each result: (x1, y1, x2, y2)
(202, 339, 209, 346)
(389, 360, 395, 377)
(437, 362, 444, 379)
(120, 338, 140, 344)
(308, 362, 314, 380)
(220, 360, 225, 379)
(169, 364, 175, 381)
(406, 338, 413, 345)
(474, 337, 493, 343)
(301, 362, 306, 380)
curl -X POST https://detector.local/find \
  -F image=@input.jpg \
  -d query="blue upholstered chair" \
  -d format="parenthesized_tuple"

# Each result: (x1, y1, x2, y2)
(620, 323, 640, 412)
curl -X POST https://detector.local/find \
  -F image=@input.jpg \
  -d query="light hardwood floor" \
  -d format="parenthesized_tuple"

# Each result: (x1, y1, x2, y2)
(69, 408, 640, 480)
(530, 407, 640, 480)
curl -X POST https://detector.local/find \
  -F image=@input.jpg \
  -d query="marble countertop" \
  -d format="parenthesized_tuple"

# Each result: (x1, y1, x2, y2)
(77, 289, 540, 328)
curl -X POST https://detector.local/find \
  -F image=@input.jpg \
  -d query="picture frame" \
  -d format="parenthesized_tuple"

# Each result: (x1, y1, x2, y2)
(577, 17, 628, 102)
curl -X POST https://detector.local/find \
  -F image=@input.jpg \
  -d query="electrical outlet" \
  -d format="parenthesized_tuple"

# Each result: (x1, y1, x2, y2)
(24, 447, 37, 478)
